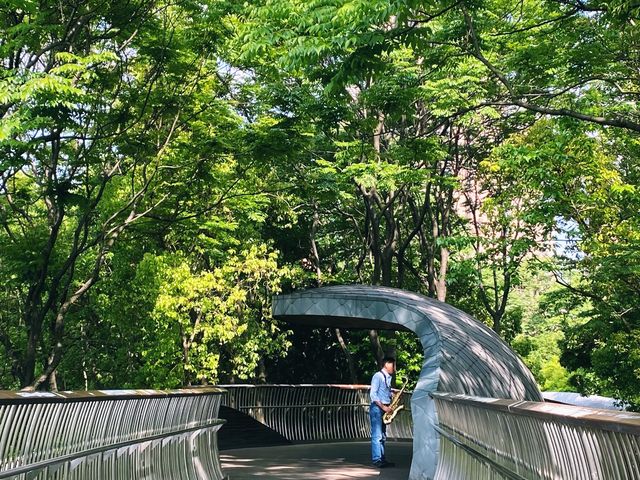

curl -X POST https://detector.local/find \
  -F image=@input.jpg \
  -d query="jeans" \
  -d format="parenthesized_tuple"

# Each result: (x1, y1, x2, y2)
(370, 403, 387, 463)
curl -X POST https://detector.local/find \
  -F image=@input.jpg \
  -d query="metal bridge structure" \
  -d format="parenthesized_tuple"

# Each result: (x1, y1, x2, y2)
(0, 387, 226, 480)
(272, 285, 640, 479)
(0, 285, 639, 479)
(218, 383, 640, 479)
(219, 383, 413, 443)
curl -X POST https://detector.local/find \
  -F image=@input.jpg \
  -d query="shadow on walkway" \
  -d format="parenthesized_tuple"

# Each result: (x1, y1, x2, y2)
(221, 441, 412, 479)
(218, 406, 291, 451)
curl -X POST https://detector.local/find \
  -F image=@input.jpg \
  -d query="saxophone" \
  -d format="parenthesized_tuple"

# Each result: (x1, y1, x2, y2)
(383, 377, 409, 425)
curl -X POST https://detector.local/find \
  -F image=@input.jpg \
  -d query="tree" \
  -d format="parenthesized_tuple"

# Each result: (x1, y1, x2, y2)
(489, 119, 640, 408)
(234, 0, 501, 299)
(2, 0, 638, 403)
(462, 130, 551, 335)
(457, 0, 640, 133)
(133, 246, 289, 386)
(0, 0, 236, 389)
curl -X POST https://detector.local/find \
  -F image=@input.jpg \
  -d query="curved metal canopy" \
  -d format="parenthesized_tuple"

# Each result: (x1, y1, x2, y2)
(272, 285, 542, 479)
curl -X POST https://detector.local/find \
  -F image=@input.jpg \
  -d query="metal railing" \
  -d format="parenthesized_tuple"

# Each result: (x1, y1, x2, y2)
(220, 384, 413, 442)
(0, 387, 227, 480)
(433, 392, 640, 480)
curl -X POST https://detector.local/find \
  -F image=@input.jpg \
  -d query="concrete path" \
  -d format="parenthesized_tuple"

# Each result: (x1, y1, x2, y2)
(221, 441, 412, 479)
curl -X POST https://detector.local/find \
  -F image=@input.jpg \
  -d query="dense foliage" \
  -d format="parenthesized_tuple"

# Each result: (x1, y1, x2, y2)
(1, 0, 638, 409)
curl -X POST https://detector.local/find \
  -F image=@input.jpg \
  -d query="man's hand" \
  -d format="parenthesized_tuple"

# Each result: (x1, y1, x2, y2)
(375, 401, 391, 413)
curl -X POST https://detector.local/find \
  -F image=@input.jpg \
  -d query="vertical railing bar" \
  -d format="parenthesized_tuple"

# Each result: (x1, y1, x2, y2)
(34, 402, 55, 464)
(0, 389, 225, 479)
(618, 431, 637, 478)
(621, 432, 640, 478)
(11, 404, 30, 467)
(0, 405, 14, 467)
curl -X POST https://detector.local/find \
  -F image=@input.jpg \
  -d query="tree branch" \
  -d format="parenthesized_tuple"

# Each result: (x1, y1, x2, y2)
(462, 8, 640, 133)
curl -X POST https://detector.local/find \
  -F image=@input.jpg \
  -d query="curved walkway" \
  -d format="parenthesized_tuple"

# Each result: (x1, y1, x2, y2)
(221, 441, 412, 479)
(273, 285, 542, 478)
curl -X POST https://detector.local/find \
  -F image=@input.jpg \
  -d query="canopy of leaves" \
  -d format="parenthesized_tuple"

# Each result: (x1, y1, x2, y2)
(0, 0, 638, 411)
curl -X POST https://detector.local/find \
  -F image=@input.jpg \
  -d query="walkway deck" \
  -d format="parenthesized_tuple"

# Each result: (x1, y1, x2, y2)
(221, 441, 412, 479)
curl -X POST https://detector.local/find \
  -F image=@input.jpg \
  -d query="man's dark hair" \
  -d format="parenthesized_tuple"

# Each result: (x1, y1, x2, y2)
(382, 356, 396, 365)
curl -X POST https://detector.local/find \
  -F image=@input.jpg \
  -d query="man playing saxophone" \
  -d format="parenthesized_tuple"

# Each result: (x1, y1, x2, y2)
(369, 356, 396, 468)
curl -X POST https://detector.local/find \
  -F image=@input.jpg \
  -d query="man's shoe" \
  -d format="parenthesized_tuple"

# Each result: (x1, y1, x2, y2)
(372, 460, 395, 468)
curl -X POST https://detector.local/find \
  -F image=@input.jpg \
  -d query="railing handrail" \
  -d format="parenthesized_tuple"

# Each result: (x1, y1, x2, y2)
(0, 419, 226, 479)
(230, 403, 371, 409)
(433, 391, 640, 479)
(433, 424, 528, 480)
(216, 383, 372, 388)
(216, 383, 411, 393)
(0, 387, 227, 479)
(0, 386, 226, 404)
(432, 391, 640, 436)
(220, 384, 413, 442)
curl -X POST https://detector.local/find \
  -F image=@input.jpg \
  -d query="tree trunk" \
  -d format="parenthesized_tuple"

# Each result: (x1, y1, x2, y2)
(310, 204, 323, 284)
(257, 358, 267, 384)
(369, 329, 384, 368)
(436, 246, 449, 302)
(48, 370, 58, 391)
(182, 333, 191, 386)
(492, 313, 502, 336)
(310, 204, 359, 383)
(22, 323, 40, 387)
(335, 328, 358, 383)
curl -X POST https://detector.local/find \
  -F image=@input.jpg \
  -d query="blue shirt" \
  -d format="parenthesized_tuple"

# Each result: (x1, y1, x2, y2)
(370, 369, 392, 404)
